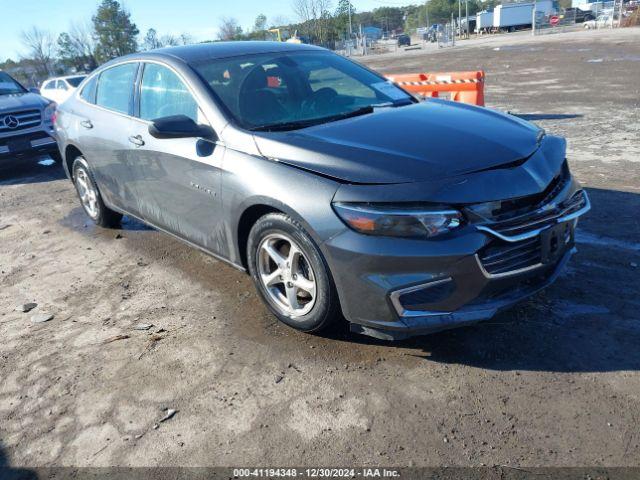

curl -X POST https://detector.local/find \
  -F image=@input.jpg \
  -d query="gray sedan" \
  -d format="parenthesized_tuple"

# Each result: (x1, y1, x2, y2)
(54, 42, 589, 340)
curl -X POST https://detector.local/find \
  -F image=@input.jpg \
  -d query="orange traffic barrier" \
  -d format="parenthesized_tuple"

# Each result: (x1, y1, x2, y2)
(386, 70, 485, 106)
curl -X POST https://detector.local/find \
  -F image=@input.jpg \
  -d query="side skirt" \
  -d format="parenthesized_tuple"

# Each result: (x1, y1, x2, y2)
(107, 205, 247, 273)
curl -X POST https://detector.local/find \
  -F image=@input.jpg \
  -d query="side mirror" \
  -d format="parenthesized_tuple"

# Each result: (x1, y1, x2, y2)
(29, 87, 41, 95)
(148, 115, 217, 141)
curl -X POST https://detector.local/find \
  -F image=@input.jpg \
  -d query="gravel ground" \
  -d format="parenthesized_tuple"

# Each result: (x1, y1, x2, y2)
(1, 27, 639, 470)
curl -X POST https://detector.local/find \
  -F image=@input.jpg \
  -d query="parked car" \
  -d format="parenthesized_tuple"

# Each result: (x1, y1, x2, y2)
(41, 75, 87, 104)
(396, 34, 411, 46)
(584, 14, 619, 28)
(563, 7, 595, 23)
(0, 70, 59, 166)
(55, 42, 590, 340)
(426, 24, 443, 42)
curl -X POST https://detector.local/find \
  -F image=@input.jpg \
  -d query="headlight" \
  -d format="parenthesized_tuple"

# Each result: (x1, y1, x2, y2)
(332, 203, 463, 238)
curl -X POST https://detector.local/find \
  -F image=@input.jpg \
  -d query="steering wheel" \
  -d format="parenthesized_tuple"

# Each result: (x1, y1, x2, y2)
(300, 88, 339, 117)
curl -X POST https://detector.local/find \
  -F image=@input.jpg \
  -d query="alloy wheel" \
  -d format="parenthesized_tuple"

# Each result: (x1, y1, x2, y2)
(75, 167, 99, 219)
(257, 233, 317, 318)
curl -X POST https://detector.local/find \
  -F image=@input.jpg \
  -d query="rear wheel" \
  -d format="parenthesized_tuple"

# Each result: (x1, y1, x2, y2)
(72, 156, 122, 228)
(247, 213, 340, 333)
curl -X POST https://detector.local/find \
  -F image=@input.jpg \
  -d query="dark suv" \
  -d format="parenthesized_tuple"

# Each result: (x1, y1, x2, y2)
(397, 34, 411, 47)
(0, 71, 58, 166)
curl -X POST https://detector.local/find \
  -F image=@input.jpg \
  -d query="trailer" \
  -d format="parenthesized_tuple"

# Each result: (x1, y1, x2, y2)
(493, 0, 556, 31)
(458, 15, 477, 35)
(476, 10, 494, 32)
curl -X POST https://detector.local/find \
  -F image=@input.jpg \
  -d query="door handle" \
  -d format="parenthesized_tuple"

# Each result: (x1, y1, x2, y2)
(80, 119, 93, 129)
(128, 135, 145, 147)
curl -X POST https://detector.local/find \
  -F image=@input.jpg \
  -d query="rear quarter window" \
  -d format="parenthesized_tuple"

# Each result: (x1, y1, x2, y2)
(95, 63, 138, 114)
(80, 75, 98, 104)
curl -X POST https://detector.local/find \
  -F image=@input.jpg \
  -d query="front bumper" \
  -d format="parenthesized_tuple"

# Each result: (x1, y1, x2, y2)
(323, 190, 590, 341)
(0, 129, 58, 161)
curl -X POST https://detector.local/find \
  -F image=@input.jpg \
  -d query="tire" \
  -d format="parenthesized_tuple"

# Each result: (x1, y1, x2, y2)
(247, 213, 340, 333)
(72, 156, 122, 228)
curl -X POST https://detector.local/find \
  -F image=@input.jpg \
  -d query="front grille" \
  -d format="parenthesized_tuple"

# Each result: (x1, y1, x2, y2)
(486, 190, 588, 238)
(479, 237, 542, 275)
(0, 109, 42, 133)
(489, 162, 570, 223)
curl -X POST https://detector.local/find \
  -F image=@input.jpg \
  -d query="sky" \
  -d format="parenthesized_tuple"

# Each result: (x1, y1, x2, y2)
(0, 0, 403, 62)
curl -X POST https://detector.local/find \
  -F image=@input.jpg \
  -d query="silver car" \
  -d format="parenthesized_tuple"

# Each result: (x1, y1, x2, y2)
(55, 42, 589, 340)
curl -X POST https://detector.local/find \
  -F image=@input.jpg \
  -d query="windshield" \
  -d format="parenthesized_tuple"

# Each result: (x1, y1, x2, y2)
(0, 71, 27, 95)
(66, 76, 86, 87)
(193, 50, 414, 131)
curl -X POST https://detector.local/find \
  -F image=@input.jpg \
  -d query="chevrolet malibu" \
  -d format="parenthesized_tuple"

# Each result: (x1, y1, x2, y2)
(55, 42, 590, 340)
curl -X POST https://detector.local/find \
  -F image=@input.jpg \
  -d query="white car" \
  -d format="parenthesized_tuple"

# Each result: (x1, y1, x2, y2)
(584, 14, 619, 29)
(40, 75, 86, 104)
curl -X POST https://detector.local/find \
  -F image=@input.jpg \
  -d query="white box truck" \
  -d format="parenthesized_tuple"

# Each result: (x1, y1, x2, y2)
(493, 0, 556, 31)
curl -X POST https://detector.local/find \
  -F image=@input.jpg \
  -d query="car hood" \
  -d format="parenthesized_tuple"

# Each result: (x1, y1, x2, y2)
(0, 92, 49, 113)
(252, 100, 542, 184)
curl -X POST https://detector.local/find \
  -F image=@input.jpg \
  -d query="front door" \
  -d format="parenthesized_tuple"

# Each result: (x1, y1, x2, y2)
(126, 62, 225, 253)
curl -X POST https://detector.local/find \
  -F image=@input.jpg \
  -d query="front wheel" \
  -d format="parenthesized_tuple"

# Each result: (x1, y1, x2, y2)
(247, 213, 340, 333)
(72, 156, 122, 228)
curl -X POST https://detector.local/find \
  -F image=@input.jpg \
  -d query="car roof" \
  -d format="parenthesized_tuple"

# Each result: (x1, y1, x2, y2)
(123, 41, 325, 65)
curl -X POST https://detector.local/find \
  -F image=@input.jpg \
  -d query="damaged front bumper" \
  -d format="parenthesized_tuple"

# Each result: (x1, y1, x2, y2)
(350, 247, 575, 341)
(324, 188, 590, 341)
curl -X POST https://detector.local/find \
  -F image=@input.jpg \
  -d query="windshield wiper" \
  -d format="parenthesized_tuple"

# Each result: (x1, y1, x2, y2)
(250, 101, 414, 133)
(250, 118, 328, 132)
(251, 106, 375, 132)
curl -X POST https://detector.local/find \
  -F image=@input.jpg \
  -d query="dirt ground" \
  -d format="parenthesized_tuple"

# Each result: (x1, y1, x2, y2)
(1, 27, 639, 470)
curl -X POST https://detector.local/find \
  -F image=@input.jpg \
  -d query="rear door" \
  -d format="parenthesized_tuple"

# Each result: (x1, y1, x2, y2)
(79, 62, 144, 216)
(126, 62, 225, 253)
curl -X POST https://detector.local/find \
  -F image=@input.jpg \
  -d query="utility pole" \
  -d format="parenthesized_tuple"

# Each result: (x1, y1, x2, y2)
(617, 0, 623, 28)
(465, 0, 469, 38)
(348, 1, 353, 36)
(458, 0, 462, 38)
(451, 12, 455, 45)
(532, 5, 536, 35)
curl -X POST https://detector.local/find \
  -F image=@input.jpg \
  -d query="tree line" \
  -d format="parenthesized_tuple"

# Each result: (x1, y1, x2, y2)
(2, 0, 491, 86)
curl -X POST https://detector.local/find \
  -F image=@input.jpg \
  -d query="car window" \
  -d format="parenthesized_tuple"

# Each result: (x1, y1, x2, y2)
(139, 63, 198, 122)
(96, 63, 138, 115)
(0, 72, 26, 95)
(67, 76, 85, 88)
(56, 80, 68, 90)
(80, 75, 98, 103)
(193, 51, 412, 130)
(43, 81, 56, 90)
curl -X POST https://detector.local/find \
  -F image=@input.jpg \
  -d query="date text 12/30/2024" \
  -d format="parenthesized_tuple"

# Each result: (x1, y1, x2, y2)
(233, 468, 401, 477)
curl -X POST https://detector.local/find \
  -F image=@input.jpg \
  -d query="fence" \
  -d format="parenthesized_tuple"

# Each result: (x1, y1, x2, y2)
(533, 0, 625, 34)
(437, 22, 457, 48)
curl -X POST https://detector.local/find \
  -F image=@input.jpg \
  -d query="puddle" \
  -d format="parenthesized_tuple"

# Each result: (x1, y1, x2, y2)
(59, 207, 153, 233)
(120, 215, 154, 231)
(586, 58, 604, 63)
